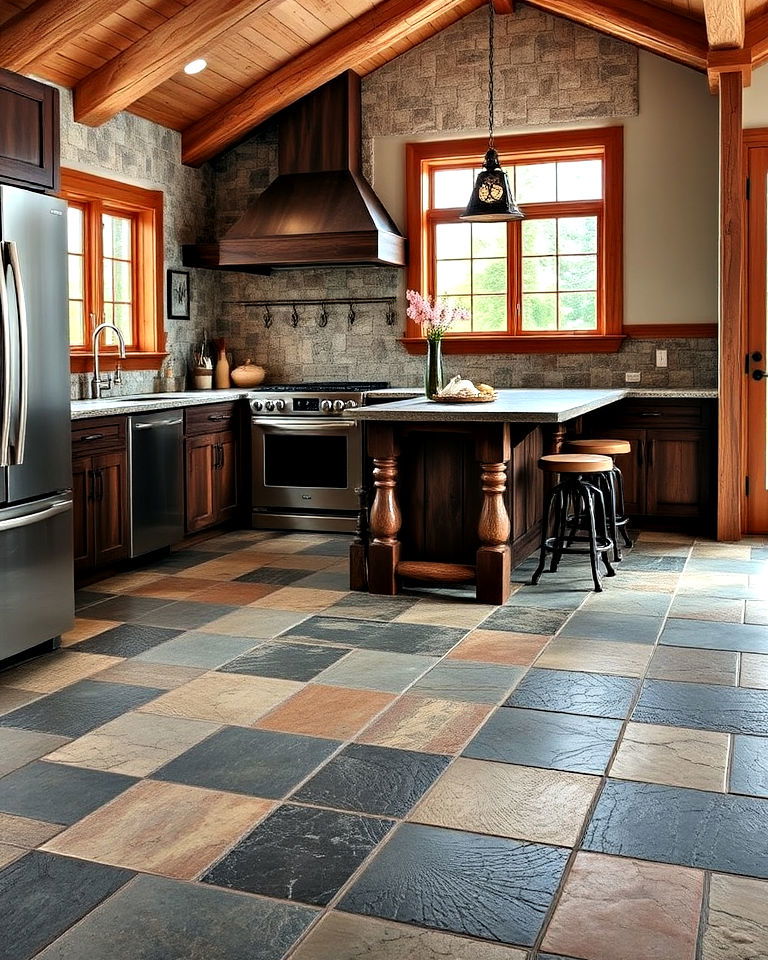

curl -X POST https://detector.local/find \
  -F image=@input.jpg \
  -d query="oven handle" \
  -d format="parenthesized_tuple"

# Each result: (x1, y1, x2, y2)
(251, 418, 358, 432)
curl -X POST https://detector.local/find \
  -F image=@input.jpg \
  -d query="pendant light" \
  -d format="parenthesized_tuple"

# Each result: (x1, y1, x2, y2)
(461, 0, 524, 222)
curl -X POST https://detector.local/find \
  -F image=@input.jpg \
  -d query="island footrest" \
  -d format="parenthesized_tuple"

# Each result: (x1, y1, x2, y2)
(397, 560, 476, 583)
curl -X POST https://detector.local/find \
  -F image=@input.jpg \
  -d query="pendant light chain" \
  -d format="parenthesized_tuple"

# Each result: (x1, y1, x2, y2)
(488, 0, 495, 149)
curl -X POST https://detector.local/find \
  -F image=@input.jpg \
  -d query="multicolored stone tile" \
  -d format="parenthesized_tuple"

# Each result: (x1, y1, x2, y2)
(609, 722, 729, 792)
(358, 695, 491, 754)
(702, 873, 768, 960)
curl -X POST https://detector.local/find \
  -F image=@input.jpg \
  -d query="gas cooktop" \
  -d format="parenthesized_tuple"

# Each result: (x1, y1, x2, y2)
(256, 381, 389, 393)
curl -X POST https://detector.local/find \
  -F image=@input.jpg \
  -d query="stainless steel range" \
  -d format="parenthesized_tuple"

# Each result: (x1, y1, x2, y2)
(249, 381, 388, 532)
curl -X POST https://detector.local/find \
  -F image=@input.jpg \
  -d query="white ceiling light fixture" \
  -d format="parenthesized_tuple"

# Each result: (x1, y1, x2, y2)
(184, 58, 208, 75)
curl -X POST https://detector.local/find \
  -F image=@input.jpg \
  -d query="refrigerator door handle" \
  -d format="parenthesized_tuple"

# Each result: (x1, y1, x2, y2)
(0, 498, 71, 532)
(5, 241, 28, 465)
(0, 244, 11, 468)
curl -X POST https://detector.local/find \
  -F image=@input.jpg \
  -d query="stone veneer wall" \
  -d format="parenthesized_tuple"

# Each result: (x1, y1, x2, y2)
(57, 87, 220, 398)
(210, 6, 715, 389)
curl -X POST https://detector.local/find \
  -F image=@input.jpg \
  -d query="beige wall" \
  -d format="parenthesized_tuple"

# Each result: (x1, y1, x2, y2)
(373, 51, 719, 328)
(743, 64, 768, 127)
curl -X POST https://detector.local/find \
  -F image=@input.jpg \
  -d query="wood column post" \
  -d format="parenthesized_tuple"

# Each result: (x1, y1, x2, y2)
(367, 423, 401, 595)
(476, 424, 512, 605)
(718, 70, 744, 541)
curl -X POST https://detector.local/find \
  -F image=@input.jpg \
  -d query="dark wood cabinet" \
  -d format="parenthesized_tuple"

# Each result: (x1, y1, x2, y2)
(184, 403, 241, 534)
(0, 69, 59, 193)
(579, 399, 716, 533)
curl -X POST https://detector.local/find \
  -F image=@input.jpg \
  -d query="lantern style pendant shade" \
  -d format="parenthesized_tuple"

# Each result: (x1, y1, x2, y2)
(461, 148, 524, 222)
(461, 0, 523, 223)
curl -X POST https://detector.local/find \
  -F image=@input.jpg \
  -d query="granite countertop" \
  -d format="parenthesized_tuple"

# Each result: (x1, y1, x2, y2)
(71, 389, 249, 420)
(353, 388, 629, 423)
(366, 387, 719, 402)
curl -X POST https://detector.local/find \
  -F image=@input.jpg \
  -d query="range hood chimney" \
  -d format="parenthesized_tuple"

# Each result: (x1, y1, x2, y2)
(182, 72, 406, 272)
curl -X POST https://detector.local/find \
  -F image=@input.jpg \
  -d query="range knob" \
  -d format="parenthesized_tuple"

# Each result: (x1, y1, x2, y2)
(319, 399, 333, 414)
(345, 399, 358, 409)
(264, 400, 275, 412)
(275, 399, 286, 412)
(332, 400, 345, 413)
(251, 400, 263, 412)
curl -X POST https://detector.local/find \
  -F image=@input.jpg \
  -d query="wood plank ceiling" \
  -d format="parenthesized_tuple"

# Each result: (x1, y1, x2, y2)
(0, 0, 765, 165)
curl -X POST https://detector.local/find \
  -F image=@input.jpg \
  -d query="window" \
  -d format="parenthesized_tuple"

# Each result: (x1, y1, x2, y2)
(405, 127, 623, 353)
(60, 170, 165, 372)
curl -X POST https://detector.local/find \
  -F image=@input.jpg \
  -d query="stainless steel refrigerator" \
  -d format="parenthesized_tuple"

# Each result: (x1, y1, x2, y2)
(0, 185, 74, 662)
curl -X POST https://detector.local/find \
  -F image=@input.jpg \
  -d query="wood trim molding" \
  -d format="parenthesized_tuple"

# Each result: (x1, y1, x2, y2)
(73, 0, 283, 126)
(400, 335, 626, 354)
(717, 72, 744, 541)
(181, 0, 485, 165)
(624, 323, 718, 338)
(0, 0, 127, 73)
(70, 352, 168, 374)
(521, 0, 709, 70)
(707, 49, 752, 93)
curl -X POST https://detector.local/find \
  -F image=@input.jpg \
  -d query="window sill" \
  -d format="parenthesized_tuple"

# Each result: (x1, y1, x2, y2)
(70, 351, 168, 374)
(399, 335, 626, 355)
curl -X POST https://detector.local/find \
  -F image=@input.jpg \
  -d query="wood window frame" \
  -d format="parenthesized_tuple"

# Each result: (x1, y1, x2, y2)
(403, 126, 624, 354)
(60, 169, 165, 373)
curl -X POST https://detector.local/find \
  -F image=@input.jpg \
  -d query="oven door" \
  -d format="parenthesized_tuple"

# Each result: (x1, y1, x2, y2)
(252, 417, 362, 512)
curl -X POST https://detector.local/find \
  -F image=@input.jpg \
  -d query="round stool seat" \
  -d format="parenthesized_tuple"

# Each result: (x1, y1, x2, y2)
(567, 438, 631, 456)
(539, 454, 613, 474)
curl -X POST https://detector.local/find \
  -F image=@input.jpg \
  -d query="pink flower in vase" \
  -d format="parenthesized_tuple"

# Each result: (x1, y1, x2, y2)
(406, 289, 469, 341)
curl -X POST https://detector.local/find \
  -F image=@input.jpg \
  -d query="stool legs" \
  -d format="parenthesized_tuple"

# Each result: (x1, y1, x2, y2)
(614, 464, 634, 548)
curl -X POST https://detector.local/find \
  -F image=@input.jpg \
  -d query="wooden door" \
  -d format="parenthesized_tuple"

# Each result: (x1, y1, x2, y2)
(593, 426, 646, 516)
(746, 140, 768, 532)
(0, 69, 59, 191)
(645, 429, 708, 519)
(186, 435, 216, 533)
(216, 432, 239, 524)
(92, 451, 129, 566)
(72, 455, 94, 573)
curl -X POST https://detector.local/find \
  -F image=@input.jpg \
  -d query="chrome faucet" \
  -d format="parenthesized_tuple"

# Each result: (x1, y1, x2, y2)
(90, 322, 127, 399)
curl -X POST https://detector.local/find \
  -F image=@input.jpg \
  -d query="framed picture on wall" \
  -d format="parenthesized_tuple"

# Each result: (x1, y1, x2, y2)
(167, 269, 190, 320)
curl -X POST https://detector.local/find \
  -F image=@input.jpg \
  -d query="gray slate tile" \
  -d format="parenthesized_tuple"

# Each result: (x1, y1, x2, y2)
(0, 729, 70, 777)
(660, 619, 768, 654)
(74, 623, 183, 657)
(482, 607, 571, 636)
(312, 650, 438, 693)
(281, 616, 465, 657)
(504, 669, 640, 719)
(218, 641, 348, 681)
(560, 610, 662, 644)
(339, 822, 569, 947)
(410, 661, 524, 704)
(583, 778, 768, 878)
(135, 602, 238, 631)
(633, 679, 768, 734)
(319, 594, 419, 622)
(75, 595, 174, 623)
(730, 735, 768, 798)
(135, 632, 259, 668)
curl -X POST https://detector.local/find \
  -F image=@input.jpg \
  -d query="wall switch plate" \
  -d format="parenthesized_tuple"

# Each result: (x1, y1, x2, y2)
(625, 372, 641, 383)
(656, 349, 668, 368)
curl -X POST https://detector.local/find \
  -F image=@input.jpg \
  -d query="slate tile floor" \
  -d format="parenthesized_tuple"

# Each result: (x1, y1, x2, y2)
(3, 528, 768, 958)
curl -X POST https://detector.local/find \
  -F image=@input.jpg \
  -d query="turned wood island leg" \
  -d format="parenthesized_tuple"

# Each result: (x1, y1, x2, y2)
(367, 424, 401, 595)
(476, 425, 512, 605)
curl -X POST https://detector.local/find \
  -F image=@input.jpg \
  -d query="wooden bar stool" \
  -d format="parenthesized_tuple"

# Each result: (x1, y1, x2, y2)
(567, 438, 633, 561)
(532, 453, 616, 592)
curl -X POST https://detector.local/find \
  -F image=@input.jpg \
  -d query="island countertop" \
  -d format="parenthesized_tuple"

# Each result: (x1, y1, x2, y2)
(352, 388, 628, 423)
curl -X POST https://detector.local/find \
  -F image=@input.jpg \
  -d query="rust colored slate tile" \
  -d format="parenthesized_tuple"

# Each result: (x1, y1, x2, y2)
(127, 577, 218, 600)
(0, 688, 42, 717)
(186, 582, 280, 606)
(174, 554, 272, 581)
(257, 684, 395, 739)
(60, 618, 122, 647)
(0, 652, 123, 694)
(0, 842, 23, 870)
(609, 722, 729, 792)
(0, 812, 62, 847)
(43, 780, 272, 880)
(536, 636, 653, 677)
(448, 629, 550, 666)
(702, 873, 768, 960)
(90, 660, 205, 690)
(249, 587, 348, 611)
(358, 696, 490, 755)
(291, 912, 527, 960)
(45, 712, 221, 777)
(138, 671, 302, 725)
(647, 647, 739, 686)
(410, 757, 599, 847)
(541, 851, 704, 960)
(741, 654, 768, 689)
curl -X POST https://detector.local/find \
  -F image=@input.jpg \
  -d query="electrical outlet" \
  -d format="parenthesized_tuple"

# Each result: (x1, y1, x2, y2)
(656, 349, 668, 368)
(625, 372, 641, 383)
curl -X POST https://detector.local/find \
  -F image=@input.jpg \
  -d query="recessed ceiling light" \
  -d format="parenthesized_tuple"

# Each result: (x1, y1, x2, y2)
(184, 58, 207, 75)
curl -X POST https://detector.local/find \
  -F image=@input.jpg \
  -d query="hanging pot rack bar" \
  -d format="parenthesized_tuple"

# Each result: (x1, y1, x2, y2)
(223, 297, 399, 327)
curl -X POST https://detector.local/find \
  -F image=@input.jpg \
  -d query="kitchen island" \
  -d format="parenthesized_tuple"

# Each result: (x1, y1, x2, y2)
(351, 388, 626, 604)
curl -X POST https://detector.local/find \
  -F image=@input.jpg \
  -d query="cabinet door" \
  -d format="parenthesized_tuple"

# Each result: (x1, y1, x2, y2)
(92, 451, 129, 566)
(216, 432, 239, 524)
(645, 429, 709, 519)
(186, 435, 217, 533)
(0, 70, 59, 192)
(72, 455, 94, 573)
(592, 427, 646, 516)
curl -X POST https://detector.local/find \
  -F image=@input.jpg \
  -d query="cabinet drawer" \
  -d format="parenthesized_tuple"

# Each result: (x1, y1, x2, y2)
(617, 401, 708, 428)
(71, 417, 126, 453)
(185, 402, 239, 436)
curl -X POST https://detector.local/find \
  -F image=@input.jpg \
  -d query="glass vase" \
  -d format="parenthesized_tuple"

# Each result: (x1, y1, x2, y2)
(425, 338, 444, 398)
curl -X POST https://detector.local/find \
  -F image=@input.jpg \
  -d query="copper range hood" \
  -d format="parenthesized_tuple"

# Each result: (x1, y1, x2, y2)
(182, 72, 406, 272)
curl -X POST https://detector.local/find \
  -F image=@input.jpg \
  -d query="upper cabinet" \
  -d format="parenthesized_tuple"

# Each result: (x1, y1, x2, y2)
(0, 69, 59, 193)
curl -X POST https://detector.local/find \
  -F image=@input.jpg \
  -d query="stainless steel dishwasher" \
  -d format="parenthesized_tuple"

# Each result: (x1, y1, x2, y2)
(128, 411, 184, 558)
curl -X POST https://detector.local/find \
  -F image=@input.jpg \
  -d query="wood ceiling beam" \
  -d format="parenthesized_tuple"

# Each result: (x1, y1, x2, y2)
(0, 0, 128, 73)
(745, 11, 768, 66)
(522, 0, 709, 70)
(181, 0, 486, 166)
(492, 0, 516, 12)
(73, 0, 283, 126)
(703, 0, 745, 50)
